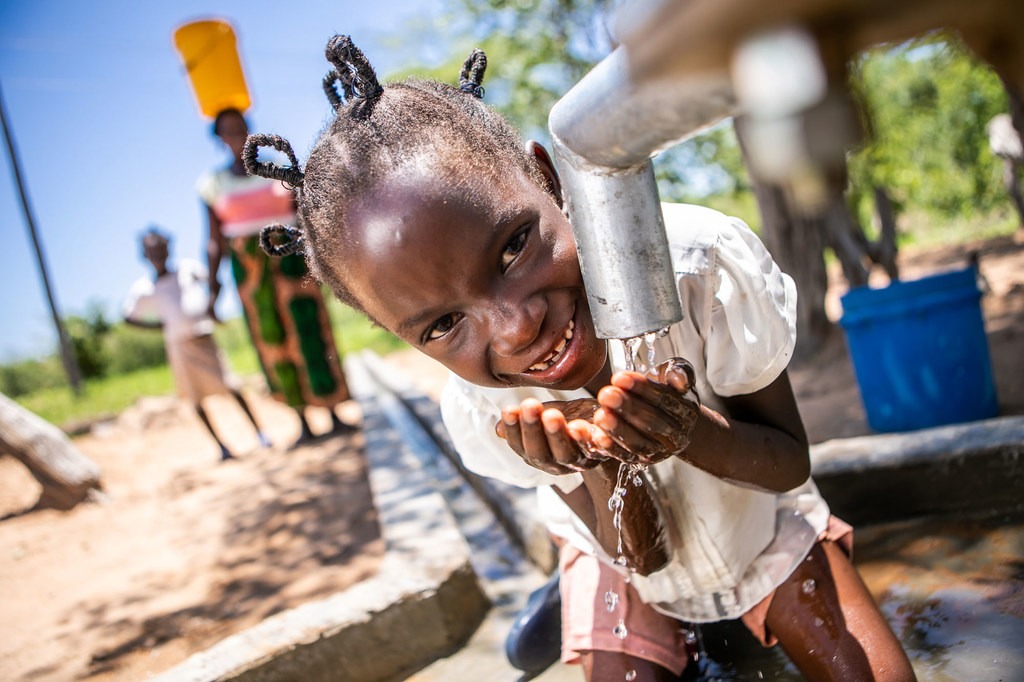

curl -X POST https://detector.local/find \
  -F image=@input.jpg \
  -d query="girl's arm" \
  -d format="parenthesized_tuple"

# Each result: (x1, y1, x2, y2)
(205, 204, 225, 318)
(556, 462, 668, 575)
(496, 363, 809, 571)
(693, 370, 809, 492)
(498, 399, 668, 575)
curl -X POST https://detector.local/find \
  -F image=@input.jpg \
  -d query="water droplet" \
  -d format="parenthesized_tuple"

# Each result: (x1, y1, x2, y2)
(605, 590, 619, 612)
(632, 474, 643, 487)
(814, 617, 824, 627)
(644, 332, 657, 370)
(625, 671, 637, 681)
(614, 555, 628, 567)
(608, 495, 623, 512)
(682, 627, 697, 645)
(622, 337, 643, 372)
(757, 672, 764, 679)
(802, 578, 816, 594)
(613, 620, 628, 639)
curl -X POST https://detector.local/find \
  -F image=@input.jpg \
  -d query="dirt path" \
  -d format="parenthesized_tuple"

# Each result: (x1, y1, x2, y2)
(1, 230, 1022, 681)
(0, 397, 381, 681)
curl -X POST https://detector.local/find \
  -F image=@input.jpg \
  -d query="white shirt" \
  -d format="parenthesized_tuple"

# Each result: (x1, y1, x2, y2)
(123, 259, 215, 344)
(439, 203, 829, 622)
(988, 113, 1023, 161)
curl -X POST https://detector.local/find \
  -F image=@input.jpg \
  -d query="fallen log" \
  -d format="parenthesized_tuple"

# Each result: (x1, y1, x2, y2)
(0, 392, 102, 511)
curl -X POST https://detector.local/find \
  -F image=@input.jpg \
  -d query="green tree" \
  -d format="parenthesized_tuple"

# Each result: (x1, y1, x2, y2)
(387, 0, 617, 140)
(63, 304, 112, 380)
(848, 34, 1008, 226)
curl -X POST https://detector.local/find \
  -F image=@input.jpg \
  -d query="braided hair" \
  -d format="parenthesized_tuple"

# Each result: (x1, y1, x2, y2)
(244, 35, 545, 314)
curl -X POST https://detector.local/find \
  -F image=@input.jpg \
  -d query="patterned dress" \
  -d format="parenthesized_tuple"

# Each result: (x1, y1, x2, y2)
(198, 168, 349, 408)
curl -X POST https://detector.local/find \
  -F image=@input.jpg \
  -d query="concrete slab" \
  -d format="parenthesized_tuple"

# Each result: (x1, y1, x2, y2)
(149, 360, 489, 682)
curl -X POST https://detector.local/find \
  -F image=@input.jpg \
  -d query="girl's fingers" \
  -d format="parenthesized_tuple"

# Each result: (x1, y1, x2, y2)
(611, 371, 694, 414)
(543, 410, 599, 471)
(567, 419, 628, 465)
(519, 399, 555, 471)
(597, 361, 701, 460)
(611, 369, 699, 422)
(512, 399, 578, 475)
(593, 407, 661, 465)
(651, 358, 696, 394)
(499, 406, 525, 455)
(598, 382, 692, 450)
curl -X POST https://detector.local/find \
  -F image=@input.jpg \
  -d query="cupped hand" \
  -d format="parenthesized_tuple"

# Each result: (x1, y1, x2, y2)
(591, 357, 701, 467)
(495, 397, 631, 476)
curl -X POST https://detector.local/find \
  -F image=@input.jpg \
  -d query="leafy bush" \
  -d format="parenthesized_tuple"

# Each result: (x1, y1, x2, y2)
(0, 356, 67, 398)
(63, 307, 111, 379)
(105, 324, 167, 375)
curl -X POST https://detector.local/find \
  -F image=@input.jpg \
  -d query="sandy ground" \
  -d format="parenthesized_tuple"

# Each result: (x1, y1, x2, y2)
(0, 396, 380, 681)
(1, 229, 1023, 681)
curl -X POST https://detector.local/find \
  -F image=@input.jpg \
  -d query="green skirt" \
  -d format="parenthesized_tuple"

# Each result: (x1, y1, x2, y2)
(228, 235, 349, 408)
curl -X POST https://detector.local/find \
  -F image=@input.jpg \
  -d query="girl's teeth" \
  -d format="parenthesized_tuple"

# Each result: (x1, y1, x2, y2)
(530, 320, 576, 371)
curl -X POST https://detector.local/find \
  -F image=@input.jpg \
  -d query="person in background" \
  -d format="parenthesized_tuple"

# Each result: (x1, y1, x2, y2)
(198, 108, 357, 445)
(124, 228, 270, 461)
(988, 113, 1024, 228)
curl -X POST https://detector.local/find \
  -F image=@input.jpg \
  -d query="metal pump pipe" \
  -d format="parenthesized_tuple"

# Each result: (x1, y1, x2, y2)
(548, 44, 735, 340)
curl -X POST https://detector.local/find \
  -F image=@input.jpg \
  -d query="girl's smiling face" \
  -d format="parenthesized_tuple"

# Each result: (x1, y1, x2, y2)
(342, 145, 607, 390)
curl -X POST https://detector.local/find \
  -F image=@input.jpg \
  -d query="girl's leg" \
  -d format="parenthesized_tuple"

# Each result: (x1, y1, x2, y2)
(329, 407, 358, 434)
(766, 541, 915, 682)
(293, 407, 316, 446)
(231, 390, 272, 447)
(560, 544, 688, 682)
(195, 404, 233, 460)
(580, 650, 680, 682)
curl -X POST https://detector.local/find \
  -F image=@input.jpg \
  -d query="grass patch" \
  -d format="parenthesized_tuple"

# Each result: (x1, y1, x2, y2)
(14, 295, 407, 431)
(17, 365, 176, 430)
(897, 207, 1020, 250)
(326, 298, 408, 356)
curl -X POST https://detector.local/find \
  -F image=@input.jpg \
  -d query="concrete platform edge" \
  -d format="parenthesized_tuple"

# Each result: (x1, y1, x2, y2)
(149, 357, 489, 682)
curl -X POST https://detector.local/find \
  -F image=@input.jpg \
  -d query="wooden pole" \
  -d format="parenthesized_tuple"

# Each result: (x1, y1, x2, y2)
(0, 79, 82, 395)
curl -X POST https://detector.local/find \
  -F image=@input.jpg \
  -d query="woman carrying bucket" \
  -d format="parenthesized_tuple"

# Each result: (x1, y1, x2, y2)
(176, 19, 357, 443)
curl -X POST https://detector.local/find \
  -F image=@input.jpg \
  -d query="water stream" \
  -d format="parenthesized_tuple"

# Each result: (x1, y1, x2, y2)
(606, 329, 704, 679)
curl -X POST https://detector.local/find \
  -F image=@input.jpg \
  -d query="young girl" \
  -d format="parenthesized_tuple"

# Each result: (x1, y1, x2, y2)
(124, 228, 270, 461)
(246, 35, 915, 681)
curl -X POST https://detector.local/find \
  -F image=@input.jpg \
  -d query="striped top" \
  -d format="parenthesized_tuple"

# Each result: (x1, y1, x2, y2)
(197, 168, 296, 238)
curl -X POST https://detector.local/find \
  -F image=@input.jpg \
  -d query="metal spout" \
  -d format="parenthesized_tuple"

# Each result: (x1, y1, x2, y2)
(548, 43, 735, 340)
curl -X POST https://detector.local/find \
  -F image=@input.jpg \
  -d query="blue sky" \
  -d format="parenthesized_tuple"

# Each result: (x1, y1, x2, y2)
(0, 0, 445, 361)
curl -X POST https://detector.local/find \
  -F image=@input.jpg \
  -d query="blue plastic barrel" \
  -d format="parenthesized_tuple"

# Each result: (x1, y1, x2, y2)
(838, 267, 998, 433)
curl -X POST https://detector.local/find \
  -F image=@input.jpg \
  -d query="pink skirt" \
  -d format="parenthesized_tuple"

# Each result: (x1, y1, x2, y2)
(559, 516, 854, 674)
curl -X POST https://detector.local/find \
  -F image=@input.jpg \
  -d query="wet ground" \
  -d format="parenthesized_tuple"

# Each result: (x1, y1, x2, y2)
(678, 511, 1024, 681)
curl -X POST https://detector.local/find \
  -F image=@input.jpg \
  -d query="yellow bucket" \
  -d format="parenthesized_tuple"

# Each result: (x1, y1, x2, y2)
(173, 19, 251, 119)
